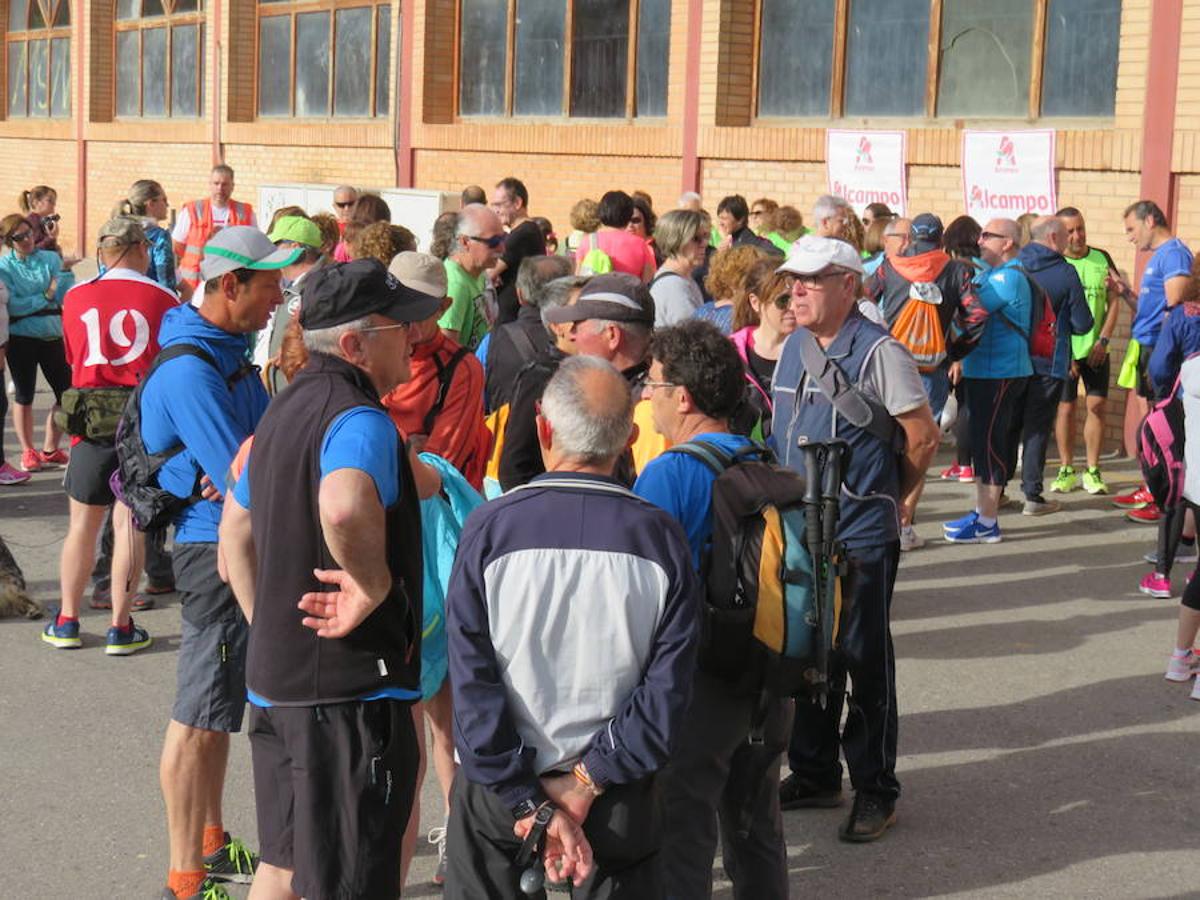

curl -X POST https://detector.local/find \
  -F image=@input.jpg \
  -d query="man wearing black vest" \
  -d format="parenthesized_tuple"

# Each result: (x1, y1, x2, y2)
(219, 258, 441, 900)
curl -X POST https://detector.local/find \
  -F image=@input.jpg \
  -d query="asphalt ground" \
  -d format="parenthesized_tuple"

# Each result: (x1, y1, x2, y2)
(1, 384, 1197, 899)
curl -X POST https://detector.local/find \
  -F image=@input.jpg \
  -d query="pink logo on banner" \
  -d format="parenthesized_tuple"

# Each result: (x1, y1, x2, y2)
(995, 136, 1018, 172)
(855, 136, 874, 169)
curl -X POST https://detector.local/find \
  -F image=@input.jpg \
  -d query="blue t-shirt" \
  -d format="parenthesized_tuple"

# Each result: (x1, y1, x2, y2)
(1132, 237, 1194, 347)
(632, 431, 755, 570)
(693, 302, 734, 336)
(962, 259, 1034, 381)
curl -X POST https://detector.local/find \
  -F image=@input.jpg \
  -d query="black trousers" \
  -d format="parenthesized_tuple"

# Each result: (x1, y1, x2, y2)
(659, 674, 791, 900)
(445, 774, 664, 900)
(1020, 374, 1064, 500)
(787, 541, 901, 799)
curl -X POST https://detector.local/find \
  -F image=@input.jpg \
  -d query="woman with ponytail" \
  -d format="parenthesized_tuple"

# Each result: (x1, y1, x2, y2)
(17, 186, 79, 267)
(114, 180, 176, 291)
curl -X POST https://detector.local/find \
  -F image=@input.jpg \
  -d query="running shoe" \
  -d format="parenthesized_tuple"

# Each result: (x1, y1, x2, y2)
(20, 449, 41, 472)
(945, 515, 1002, 544)
(1165, 650, 1200, 682)
(1143, 544, 1200, 565)
(1049, 465, 1078, 493)
(1023, 497, 1061, 516)
(1138, 572, 1172, 599)
(957, 465, 976, 483)
(1081, 467, 1109, 495)
(899, 525, 925, 552)
(41, 615, 81, 649)
(159, 880, 232, 900)
(1127, 504, 1161, 524)
(779, 772, 844, 809)
(0, 461, 31, 485)
(428, 824, 448, 886)
(940, 463, 963, 480)
(203, 833, 259, 884)
(105, 620, 152, 656)
(943, 510, 979, 532)
(1113, 486, 1154, 509)
(1190, 678, 1200, 701)
(38, 448, 69, 466)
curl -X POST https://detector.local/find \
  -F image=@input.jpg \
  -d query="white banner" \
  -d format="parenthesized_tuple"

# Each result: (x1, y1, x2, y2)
(962, 130, 1057, 223)
(826, 130, 907, 216)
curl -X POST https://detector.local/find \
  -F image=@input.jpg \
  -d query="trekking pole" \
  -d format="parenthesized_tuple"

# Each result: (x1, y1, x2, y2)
(801, 442, 826, 705)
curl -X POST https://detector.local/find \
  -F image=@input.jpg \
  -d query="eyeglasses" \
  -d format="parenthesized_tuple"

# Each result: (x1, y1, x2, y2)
(979, 231, 1006, 241)
(468, 234, 506, 249)
(9, 230, 32, 242)
(793, 270, 846, 291)
(883, 232, 906, 240)
(360, 321, 411, 334)
(334, 200, 355, 209)
(642, 380, 677, 391)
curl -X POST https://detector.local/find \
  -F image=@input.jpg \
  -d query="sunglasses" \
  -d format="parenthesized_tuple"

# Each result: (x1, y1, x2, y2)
(468, 234, 506, 249)
(334, 201, 355, 209)
(771, 293, 791, 310)
(9, 230, 32, 242)
(979, 231, 1006, 241)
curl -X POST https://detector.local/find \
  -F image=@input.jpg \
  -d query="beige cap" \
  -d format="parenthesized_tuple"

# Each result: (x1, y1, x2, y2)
(388, 251, 448, 300)
(97, 215, 147, 248)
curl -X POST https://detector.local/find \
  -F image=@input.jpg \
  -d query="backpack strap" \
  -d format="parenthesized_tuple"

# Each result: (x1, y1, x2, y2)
(649, 270, 686, 289)
(503, 321, 539, 366)
(421, 345, 471, 436)
(666, 439, 772, 474)
(793, 328, 897, 446)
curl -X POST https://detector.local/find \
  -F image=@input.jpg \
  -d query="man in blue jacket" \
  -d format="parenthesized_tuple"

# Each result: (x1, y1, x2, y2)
(1016, 216, 1093, 515)
(444, 355, 699, 897)
(140, 226, 299, 900)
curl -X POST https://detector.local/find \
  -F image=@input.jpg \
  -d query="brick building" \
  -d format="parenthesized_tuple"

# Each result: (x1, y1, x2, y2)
(0, 0, 1193, 446)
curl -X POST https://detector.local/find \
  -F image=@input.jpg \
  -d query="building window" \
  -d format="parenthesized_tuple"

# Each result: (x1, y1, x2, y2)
(754, 0, 1123, 120)
(115, 0, 205, 118)
(457, 0, 670, 119)
(6, 0, 70, 118)
(256, 0, 392, 118)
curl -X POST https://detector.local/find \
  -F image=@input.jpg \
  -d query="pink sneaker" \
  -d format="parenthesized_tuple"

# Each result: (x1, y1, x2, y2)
(957, 465, 976, 483)
(1165, 650, 1200, 682)
(940, 464, 962, 480)
(1139, 572, 1173, 599)
(0, 461, 31, 485)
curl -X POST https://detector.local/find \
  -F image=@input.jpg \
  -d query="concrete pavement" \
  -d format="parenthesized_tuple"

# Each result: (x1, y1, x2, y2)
(1, 392, 1197, 898)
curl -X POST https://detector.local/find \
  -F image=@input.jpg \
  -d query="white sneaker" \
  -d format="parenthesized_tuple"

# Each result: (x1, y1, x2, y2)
(900, 525, 925, 552)
(1165, 650, 1200, 682)
(1190, 677, 1200, 701)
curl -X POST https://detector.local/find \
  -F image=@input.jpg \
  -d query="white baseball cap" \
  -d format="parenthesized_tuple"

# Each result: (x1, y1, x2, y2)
(777, 235, 864, 277)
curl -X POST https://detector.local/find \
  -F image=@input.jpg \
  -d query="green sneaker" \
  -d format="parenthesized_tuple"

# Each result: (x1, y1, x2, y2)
(1049, 465, 1078, 493)
(1081, 467, 1109, 494)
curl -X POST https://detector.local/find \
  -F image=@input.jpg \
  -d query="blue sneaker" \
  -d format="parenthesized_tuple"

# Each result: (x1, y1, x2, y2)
(41, 615, 81, 649)
(945, 516, 1002, 544)
(105, 619, 152, 656)
(943, 510, 979, 533)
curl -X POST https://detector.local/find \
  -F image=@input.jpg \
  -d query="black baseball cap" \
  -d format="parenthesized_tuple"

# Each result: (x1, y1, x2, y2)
(542, 273, 655, 326)
(300, 258, 443, 329)
(910, 213, 944, 243)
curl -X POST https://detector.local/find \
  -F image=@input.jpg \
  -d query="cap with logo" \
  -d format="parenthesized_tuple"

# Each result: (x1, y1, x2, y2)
(542, 272, 655, 326)
(909, 213, 944, 245)
(388, 251, 448, 300)
(776, 235, 865, 277)
(300, 258, 444, 330)
(97, 215, 147, 248)
(267, 215, 323, 250)
(199, 225, 304, 281)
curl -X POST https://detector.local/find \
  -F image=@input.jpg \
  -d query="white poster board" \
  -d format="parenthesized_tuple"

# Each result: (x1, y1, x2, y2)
(961, 130, 1057, 223)
(826, 130, 907, 216)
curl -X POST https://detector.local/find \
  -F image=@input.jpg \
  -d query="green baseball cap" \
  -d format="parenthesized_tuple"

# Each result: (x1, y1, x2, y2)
(267, 215, 323, 250)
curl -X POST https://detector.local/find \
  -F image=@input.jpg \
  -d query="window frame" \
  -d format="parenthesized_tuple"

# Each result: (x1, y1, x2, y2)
(6, 0, 72, 118)
(254, 0, 391, 119)
(453, 0, 662, 120)
(113, 0, 206, 118)
(750, 0, 1096, 122)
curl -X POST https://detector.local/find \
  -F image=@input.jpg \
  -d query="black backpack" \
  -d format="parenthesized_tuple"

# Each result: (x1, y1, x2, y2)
(113, 344, 256, 532)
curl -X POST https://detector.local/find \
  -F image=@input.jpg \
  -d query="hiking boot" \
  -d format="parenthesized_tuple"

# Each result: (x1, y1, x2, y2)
(779, 773, 843, 810)
(20, 449, 41, 472)
(1144, 543, 1200, 565)
(1049, 466, 1078, 493)
(159, 880, 232, 900)
(945, 515, 1001, 544)
(1138, 572, 1172, 599)
(1023, 497, 1061, 516)
(1113, 486, 1153, 509)
(41, 615, 81, 649)
(1081, 467, 1109, 494)
(838, 792, 896, 843)
(957, 465, 976, 483)
(1165, 650, 1200, 682)
(38, 448, 69, 466)
(203, 833, 259, 883)
(899, 525, 925, 552)
(428, 824, 448, 886)
(0, 461, 31, 485)
(105, 620, 152, 656)
(940, 463, 963, 480)
(1127, 504, 1161, 524)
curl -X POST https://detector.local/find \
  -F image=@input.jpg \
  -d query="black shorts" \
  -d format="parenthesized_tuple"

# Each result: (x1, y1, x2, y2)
(249, 699, 418, 900)
(62, 440, 117, 506)
(965, 377, 1029, 486)
(172, 543, 249, 733)
(1136, 347, 1156, 399)
(1063, 354, 1111, 401)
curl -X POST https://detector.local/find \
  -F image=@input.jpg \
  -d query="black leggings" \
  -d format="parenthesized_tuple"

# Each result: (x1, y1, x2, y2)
(6, 334, 70, 405)
(0, 366, 7, 465)
(953, 380, 972, 467)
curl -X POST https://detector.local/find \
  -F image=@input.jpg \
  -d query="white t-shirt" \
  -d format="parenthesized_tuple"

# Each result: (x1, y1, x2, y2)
(170, 203, 258, 243)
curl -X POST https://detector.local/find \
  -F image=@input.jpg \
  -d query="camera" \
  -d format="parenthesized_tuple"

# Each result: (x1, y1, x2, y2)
(44, 214, 60, 224)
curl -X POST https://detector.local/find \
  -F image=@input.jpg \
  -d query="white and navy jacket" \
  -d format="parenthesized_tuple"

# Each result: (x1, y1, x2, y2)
(446, 471, 700, 810)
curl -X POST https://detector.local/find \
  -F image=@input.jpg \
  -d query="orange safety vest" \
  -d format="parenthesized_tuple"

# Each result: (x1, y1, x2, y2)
(176, 198, 255, 288)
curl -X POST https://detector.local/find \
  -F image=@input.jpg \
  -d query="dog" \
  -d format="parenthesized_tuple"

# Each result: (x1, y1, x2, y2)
(0, 534, 40, 619)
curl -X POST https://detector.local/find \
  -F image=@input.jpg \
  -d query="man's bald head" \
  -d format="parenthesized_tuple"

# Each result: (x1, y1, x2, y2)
(539, 355, 634, 466)
(979, 218, 1022, 265)
(1029, 215, 1066, 253)
(459, 202, 502, 236)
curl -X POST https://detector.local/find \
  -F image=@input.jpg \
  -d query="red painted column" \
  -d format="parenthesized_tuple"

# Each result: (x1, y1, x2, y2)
(396, 0, 416, 188)
(679, 0, 703, 195)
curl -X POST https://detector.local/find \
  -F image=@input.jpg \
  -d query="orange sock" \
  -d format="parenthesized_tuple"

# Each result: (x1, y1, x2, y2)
(167, 869, 206, 899)
(202, 824, 226, 856)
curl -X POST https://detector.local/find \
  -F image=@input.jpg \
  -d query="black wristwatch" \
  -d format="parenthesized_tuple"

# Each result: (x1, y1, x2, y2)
(1099, 337, 1110, 348)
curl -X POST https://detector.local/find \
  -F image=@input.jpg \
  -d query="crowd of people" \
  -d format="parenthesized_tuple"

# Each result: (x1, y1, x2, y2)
(3, 163, 1200, 899)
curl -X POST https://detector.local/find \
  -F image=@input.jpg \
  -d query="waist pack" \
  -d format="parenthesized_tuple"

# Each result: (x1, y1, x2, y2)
(667, 439, 844, 703)
(54, 386, 133, 443)
(891, 282, 946, 373)
(1138, 361, 1197, 509)
(113, 344, 256, 532)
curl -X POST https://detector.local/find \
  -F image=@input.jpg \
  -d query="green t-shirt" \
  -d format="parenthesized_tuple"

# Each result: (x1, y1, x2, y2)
(1065, 246, 1116, 359)
(440, 258, 489, 350)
